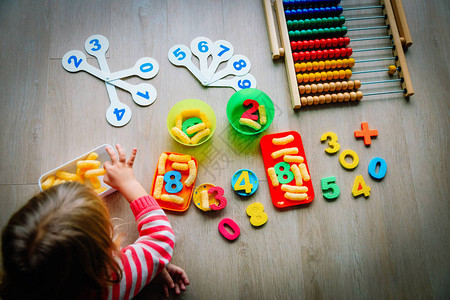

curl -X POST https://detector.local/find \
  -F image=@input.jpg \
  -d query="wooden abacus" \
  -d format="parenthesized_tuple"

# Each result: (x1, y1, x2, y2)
(263, 0, 414, 109)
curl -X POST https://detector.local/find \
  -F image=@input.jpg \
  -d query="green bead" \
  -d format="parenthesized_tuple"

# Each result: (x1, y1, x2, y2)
(329, 28, 336, 36)
(310, 18, 316, 28)
(335, 27, 341, 35)
(287, 20, 293, 29)
(324, 28, 330, 36)
(318, 28, 324, 36)
(289, 31, 295, 39)
(304, 19, 310, 28)
(322, 17, 328, 27)
(298, 19, 304, 29)
(295, 30, 301, 38)
(341, 26, 347, 35)
(292, 20, 298, 29)
(339, 16, 345, 25)
(333, 17, 339, 26)
(316, 18, 322, 28)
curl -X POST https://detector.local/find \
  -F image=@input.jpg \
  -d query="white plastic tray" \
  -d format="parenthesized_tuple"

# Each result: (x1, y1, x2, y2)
(38, 144, 116, 197)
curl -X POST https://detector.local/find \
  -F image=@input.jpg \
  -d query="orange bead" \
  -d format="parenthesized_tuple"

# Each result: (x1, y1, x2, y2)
(305, 84, 312, 93)
(333, 71, 339, 80)
(345, 69, 352, 79)
(306, 62, 313, 71)
(313, 96, 320, 105)
(307, 96, 313, 105)
(321, 72, 327, 81)
(323, 83, 330, 92)
(331, 60, 337, 69)
(301, 97, 308, 106)
(335, 82, 342, 91)
(336, 59, 343, 68)
(342, 81, 348, 90)
(295, 63, 301, 72)
(344, 92, 350, 101)
(312, 61, 319, 71)
(299, 85, 306, 94)
(329, 82, 336, 91)
(348, 81, 354, 89)
(331, 94, 338, 102)
(311, 84, 318, 93)
(339, 69, 346, 79)
(354, 80, 362, 89)
(301, 63, 307, 72)
(297, 74, 303, 83)
(327, 71, 333, 80)
(325, 60, 332, 69)
(317, 83, 324, 93)
(356, 91, 364, 100)
(348, 58, 355, 68)
(325, 94, 332, 103)
(337, 93, 344, 102)
(319, 95, 325, 104)
(350, 91, 357, 101)
(388, 65, 397, 75)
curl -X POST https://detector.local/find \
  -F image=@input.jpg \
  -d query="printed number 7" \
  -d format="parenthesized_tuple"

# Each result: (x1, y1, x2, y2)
(218, 44, 230, 57)
(173, 48, 186, 60)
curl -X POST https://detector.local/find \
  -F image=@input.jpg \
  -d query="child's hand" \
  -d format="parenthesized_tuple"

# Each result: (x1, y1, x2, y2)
(158, 264, 190, 298)
(104, 144, 147, 203)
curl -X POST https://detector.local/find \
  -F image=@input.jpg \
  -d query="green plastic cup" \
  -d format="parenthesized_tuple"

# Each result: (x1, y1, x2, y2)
(167, 99, 216, 146)
(226, 88, 275, 135)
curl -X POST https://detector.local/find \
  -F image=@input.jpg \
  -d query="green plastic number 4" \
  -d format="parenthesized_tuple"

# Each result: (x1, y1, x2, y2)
(321, 176, 340, 200)
(352, 175, 371, 197)
(233, 171, 253, 194)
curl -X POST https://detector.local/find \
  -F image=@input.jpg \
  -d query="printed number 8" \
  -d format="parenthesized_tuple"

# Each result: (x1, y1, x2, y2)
(233, 59, 247, 71)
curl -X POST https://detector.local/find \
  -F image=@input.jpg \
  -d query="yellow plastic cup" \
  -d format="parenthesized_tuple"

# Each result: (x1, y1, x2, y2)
(167, 99, 216, 146)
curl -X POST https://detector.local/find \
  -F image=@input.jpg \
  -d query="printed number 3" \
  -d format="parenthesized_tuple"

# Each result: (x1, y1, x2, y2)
(173, 48, 186, 60)
(321, 132, 340, 154)
(89, 39, 101, 51)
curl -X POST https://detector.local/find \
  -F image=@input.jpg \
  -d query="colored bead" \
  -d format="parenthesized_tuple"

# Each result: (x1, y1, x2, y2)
(296, 74, 303, 83)
(329, 82, 336, 91)
(335, 82, 342, 91)
(321, 72, 327, 81)
(356, 91, 363, 100)
(327, 71, 333, 80)
(299, 85, 306, 94)
(339, 69, 346, 79)
(342, 81, 348, 90)
(301, 97, 307, 106)
(323, 83, 330, 92)
(313, 96, 319, 105)
(388, 65, 397, 75)
(350, 92, 357, 101)
(307, 96, 313, 105)
(337, 93, 344, 102)
(318, 61, 325, 70)
(325, 94, 332, 103)
(319, 95, 325, 104)
(311, 84, 317, 93)
(345, 69, 352, 79)
(317, 83, 324, 93)
(305, 84, 311, 93)
(331, 94, 338, 102)
(344, 92, 350, 101)
(348, 58, 355, 67)
(348, 81, 354, 89)
(312, 61, 319, 70)
(354, 80, 362, 89)
(325, 60, 331, 69)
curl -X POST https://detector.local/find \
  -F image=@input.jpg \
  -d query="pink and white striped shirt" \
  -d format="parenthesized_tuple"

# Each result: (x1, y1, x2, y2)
(104, 196, 175, 300)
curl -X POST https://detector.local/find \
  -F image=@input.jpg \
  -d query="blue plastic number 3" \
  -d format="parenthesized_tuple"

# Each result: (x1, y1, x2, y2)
(89, 39, 101, 51)
(164, 171, 183, 193)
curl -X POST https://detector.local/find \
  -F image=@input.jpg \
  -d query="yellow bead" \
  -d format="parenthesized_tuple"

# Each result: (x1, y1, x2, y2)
(342, 59, 349, 68)
(336, 59, 343, 68)
(295, 63, 301, 72)
(388, 65, 397, 75)
(312, 61, 319, 71)
(339, 69, 346, 79)
(318, 61, 325, 70)
(309, 73, 316, 82)
(327, 71, 333, 80)
(315, 72, 322, 82)
(345, 69, 352, 79)
(325, 60, 332, 69)
(301, 63, 307, 72)
(297, 74, 303, 83)
(333, 70, 339, 79)
(321, 71, 327, 81)
(303, 74, 310, 83)
(306, 62, 313, 71)
(354, 80, 362, 89)
(331, 60, 337, 69)
(348, 58, 355, 67)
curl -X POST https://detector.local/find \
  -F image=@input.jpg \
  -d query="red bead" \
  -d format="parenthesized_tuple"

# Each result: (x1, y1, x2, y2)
(338, 37, 344, 46)
(293, 52, 299, 61)
(344, 37, 350, 46)
(325, 38, 332, 47)
(329, 49, 335, 58)
(346, 47, 353, 56)
(317, 50, 323, 59)
(332, 38, 338, 47)
(314, 39, 321, 48)
(322, 49, 329, 59)
(340, 48, 347, 57)
(291, 41, 297, 50)
(304, 51, 311, 60)
(335, 48, 341, 57)
(320, 39, 327, 48)
(311, 51, 317, 60)
(299, 51, 305, 60)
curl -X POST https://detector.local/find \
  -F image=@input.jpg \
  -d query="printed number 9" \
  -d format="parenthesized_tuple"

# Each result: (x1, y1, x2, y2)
(238, 79, 251, 89)
(198, 41, 209, 53)
(233, 59, 247, 71)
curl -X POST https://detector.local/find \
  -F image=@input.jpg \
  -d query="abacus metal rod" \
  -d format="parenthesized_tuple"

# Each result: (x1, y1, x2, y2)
(356, 57, 397, 63)
(361, 79, 402, 85)
(364, 89, 405, 96)
(353, 67, 398, 74)
(348, 25, 389, 31)
(343, 5, 383, 11)
(346, 16, 386, 22)
(353, 46, 394, 52)
(351, 35, 391, 42)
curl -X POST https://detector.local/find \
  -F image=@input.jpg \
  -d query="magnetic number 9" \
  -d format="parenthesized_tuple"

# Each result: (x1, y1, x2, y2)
(238, 79, 251, 89)
(164, 171, 183, 193)
(198, 41, 209, 53)
(320, 131, 340, 154)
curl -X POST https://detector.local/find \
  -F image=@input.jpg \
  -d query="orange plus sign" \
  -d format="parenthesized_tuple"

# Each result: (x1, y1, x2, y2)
(354, 122, 378, 146)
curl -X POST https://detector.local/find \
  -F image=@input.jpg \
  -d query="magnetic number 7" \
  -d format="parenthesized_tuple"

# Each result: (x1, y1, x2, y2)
(218, 44, 230, 56)
(320, 132, 340, 154)
(173, 48, 186, 60)
(321, 176, 340, 200)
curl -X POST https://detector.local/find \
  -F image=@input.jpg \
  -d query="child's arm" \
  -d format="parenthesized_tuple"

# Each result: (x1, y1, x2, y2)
(103, 145, 175, 300)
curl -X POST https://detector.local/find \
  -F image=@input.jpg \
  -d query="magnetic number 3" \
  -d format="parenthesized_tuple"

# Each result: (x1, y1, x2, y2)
(320, 132, 340, 154)
(208, 186, 227, 211)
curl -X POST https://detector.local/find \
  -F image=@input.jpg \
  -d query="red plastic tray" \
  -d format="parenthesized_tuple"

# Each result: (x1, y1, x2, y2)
(150, 152, 198, 212)
(260, 131, 314, 208)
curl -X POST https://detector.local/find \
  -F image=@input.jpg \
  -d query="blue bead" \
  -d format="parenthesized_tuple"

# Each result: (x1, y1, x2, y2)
(313, 8, 320, 17)
(285, 10, 291, 19)
(336, 6, 343, 14)
(325, 7, 331, 15)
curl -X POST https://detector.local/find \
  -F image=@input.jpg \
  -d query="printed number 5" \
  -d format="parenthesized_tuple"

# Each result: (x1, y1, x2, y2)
(173, 48, 186, 60)
(321, 176, 340, 200)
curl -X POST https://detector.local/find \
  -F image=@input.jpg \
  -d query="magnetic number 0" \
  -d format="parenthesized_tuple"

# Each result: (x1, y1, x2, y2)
(233, 59, 247, 71)
(164, 171, 183, 193)
(274, 162, 294, 184)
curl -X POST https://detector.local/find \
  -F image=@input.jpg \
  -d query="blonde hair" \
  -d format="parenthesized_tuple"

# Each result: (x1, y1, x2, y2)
(1, 182, 122, 300)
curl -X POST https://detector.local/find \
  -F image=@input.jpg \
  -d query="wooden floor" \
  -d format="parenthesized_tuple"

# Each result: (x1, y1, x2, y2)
(1, 0, 449, 299)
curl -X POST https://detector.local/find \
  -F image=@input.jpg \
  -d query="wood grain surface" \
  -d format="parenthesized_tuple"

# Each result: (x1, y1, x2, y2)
(0, 0, 448, 299)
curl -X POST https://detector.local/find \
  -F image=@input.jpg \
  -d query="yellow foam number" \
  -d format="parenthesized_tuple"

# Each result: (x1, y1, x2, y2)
(233, 171, 253, 194)
(352, 175, 371, 197)
(320, 131, 341, 154)
(339, 149, 359, 170)
(246, 203, 268, 227)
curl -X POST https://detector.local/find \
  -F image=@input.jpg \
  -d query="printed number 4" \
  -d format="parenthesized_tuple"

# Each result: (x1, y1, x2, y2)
(113, 108, 125, 121)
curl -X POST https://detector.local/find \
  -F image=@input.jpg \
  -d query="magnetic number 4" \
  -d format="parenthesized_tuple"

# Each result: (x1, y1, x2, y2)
(234, 171, 253, 194)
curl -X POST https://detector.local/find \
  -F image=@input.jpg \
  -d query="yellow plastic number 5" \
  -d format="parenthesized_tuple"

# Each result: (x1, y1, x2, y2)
(320, 132, 340, 154)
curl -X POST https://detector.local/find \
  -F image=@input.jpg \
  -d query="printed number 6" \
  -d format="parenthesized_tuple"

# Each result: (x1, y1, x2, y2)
(198, 41, 209, 53)
(173, 48, 186, 60)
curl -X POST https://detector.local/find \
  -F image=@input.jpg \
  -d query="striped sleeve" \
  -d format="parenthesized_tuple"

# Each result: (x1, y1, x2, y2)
(104, 196, 175, 300)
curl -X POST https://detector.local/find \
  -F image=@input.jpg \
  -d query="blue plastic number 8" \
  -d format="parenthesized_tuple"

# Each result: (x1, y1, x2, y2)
(164, 171, 183, 193)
